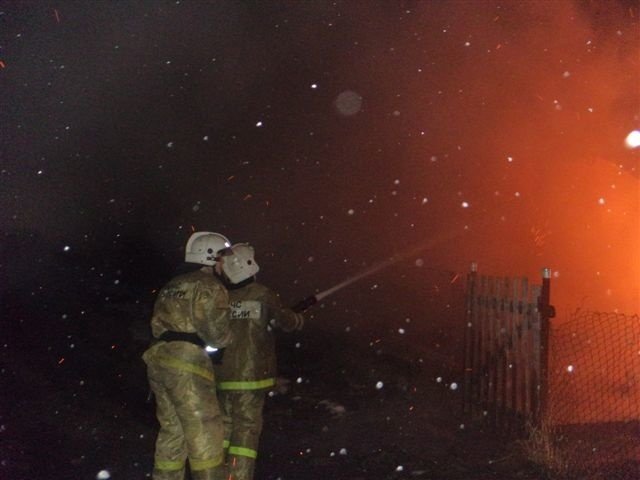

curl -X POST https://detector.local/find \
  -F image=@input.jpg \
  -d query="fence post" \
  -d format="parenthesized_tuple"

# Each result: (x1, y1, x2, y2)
(537, 267, 555, 424)
(463, 262, 478, 415)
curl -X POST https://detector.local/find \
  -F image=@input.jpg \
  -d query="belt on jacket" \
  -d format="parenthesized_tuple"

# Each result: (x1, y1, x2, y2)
(158, 330, 205, 347)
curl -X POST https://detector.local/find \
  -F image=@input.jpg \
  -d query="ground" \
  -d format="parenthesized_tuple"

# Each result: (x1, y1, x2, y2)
(1, 292, 551, 480)
(256, 333, 545, 480)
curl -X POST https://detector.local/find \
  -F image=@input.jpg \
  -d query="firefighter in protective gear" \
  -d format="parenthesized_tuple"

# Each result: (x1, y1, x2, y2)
(215, 243, 304, 480)
(143, 232, 234, 480)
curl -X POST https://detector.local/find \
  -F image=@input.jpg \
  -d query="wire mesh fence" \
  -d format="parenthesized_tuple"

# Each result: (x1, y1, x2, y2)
(545, 310, 640, 478)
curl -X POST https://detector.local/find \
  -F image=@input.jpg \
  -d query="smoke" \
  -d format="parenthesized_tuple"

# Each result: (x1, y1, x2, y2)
(396, 0, 640, 313)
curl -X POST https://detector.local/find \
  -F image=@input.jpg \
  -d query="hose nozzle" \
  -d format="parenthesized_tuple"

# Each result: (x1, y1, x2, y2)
(291, 295, 318, 313)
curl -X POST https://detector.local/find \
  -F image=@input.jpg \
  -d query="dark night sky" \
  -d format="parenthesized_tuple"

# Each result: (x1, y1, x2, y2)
(1, 0, 638, 314)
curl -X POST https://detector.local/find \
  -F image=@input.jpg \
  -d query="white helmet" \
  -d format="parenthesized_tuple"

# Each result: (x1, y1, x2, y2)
(222, 243, 260, 284)
(185, 232, 231, 266)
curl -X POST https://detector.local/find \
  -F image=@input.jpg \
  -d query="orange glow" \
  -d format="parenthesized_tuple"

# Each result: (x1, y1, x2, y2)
(403, 1, 639, 315)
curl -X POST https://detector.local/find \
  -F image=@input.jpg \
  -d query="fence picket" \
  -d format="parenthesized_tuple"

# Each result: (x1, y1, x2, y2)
(463, 267, 544, 430)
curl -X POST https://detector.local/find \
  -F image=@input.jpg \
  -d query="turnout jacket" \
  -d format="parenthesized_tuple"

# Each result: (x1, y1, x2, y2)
(143, 269, 233, 381)
(214, 280, 302, 391)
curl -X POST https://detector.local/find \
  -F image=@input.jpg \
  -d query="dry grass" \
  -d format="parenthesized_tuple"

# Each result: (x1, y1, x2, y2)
(519, 419, 569, 478)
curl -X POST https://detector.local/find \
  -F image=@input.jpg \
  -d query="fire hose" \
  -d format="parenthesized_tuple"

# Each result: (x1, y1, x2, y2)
(291, 231, 461, 312)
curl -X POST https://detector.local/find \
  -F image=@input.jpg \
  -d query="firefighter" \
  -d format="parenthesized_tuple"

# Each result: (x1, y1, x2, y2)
(215, 243, 304, 480)
(142, 231, 234, 480)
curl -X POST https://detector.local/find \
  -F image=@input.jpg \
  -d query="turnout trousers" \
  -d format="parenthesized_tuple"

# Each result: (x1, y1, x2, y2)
(147, 362, 226, 480)
(219, 390, 266, 480)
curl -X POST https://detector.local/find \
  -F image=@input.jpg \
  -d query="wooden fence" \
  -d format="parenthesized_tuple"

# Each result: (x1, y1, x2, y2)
(462, 264, 554, 431)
